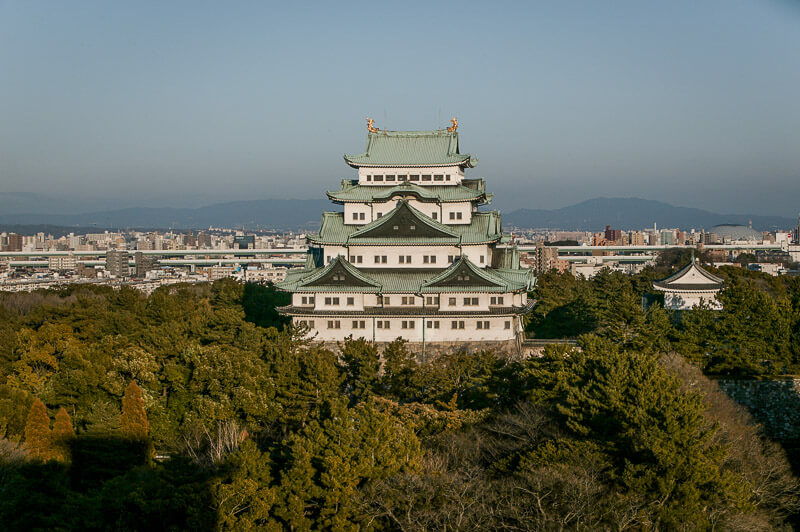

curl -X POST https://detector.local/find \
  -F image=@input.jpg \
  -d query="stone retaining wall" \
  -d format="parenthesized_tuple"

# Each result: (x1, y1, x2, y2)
(717, 379, 800, 440)
(320, 339, 523, 360)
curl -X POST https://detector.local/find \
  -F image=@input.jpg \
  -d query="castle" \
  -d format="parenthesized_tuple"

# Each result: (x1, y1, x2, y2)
(276, 119, 535, 353)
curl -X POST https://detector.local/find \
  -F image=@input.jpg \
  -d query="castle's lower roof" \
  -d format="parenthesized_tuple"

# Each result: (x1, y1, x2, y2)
(277, 256, 536, 294)
(277, 300, 535, 318)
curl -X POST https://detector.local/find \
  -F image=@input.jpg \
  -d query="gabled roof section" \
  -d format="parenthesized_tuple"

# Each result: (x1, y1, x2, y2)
(421, 256, 509, 292)
(327, 180, 488, 204)
(307, 210, 504, 245)
(653, 258, 724, 291)
(351, 200, 458, 240)
(344, 130, 478, 168)
(296, 256, 381, 289)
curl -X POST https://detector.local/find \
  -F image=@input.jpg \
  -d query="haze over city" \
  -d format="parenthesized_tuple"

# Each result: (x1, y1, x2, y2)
(2, 1, 799, 216)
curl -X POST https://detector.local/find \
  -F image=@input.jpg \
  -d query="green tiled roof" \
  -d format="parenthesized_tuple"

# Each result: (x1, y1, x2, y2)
(327, 180, 490, 204)
(277, 301, 535, 317)
(277, 256, 533, 294)
(308, 202, 503, 246)
(344, 130, 478, 168)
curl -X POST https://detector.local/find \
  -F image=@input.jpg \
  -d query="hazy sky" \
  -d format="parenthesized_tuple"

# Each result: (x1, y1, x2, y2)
(1, 1, 799, 215)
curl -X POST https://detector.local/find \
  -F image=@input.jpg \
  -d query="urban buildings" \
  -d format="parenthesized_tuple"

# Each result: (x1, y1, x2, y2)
(276, 121, 535, 350)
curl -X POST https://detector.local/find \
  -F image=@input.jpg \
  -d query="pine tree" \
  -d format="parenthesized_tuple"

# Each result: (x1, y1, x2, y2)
(24, 398, 53, 461)
(121, 381, 149, 439)
(52, 407, 76, 462)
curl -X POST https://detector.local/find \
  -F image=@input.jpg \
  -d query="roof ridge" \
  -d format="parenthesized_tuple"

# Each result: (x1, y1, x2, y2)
(349, 199, 459, 239)
(296, 255, 382, 288)
(422, 255, 508, 290)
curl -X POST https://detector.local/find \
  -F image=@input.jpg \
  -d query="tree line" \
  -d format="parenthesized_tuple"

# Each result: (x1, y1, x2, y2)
(0, 270, 797, 529)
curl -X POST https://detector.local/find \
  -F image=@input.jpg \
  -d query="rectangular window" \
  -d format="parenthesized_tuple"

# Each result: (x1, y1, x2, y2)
(498, 296, 504, 305)
(383, 297, 390, 305)
(449, 212, 455, 220)
(377, 320, 383, 328)
(328, 320, 340, 329)
(430, 255, 436, 264)
(434, 174, 444, 181)
(448, 255, 454, 263)
(446, 175, 451, 181)
(423, 256, 429, 264)
(301, 296, 307, 304)
(425, 296, 438, 305)
(449, 297, 456, 306)
(472, 297, 478, 305)
(382, 256, 387, 264)
(432, 212, 437, 220)
(325, 297, 331, 305)
(366, 175, 372, 181)
(373, 175, 383, 181)
(386, 175, 395, 181)
(383, 320, 390, 329)
(456, 212, 463, 220)
(351, 320, 366, 329)
(401, 320, 408, 329)
(477, 321, 482, 329)
(352, 320, 359, 328)
(505, 321, 511, 329)
(377, 213, 383, 218)
(309, 320, 315, 328)
(398, 175, 407, 181)
(480, 255, 484, 264)
(347, 297, 354, 306)
(410, 175, 419, 181)
(483, 321, 490, 329)
(422, 174, 432, 181)
(333, 297, 340, 305)
(426, 320, 440, 329)
(360, 212, 366, 220)
(309, 297, 315, 304)
(450, 320, 465, 329)
(353, 212, 359, 220)
(375, 256, 381, 264)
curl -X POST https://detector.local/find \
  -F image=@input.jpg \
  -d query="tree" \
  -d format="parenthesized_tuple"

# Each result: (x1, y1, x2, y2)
(24, 398, 53, 461)
(121, 381, 149, 439)
(52, 407, 75, 462)
(339, 336, 380, 402)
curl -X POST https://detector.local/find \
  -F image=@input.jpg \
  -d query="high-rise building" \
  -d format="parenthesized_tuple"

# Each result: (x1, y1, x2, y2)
(134, 252, 157, 278)
(604, 225, 622, 243)
(105, 250, 130, 277)
(6, 233, 22, 252)
(276, 121, 535, 349)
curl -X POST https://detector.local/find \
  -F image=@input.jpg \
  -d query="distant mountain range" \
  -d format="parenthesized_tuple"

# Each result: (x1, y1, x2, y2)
(502, 198, 794, 232)
(0, 196, 794, 233)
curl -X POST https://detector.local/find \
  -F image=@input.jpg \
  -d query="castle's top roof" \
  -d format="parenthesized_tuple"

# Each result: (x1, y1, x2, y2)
(344, 129, 478, 168)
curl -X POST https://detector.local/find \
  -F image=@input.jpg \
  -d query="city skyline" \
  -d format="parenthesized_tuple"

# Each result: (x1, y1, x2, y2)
(2, 1, 800, 216)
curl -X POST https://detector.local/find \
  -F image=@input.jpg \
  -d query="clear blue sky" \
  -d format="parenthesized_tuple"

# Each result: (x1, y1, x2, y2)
(1, 0, 799, 215)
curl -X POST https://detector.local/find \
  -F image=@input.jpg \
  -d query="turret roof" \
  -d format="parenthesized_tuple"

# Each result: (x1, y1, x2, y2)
(344, 129, 478, 168)
(653, 258, 724, 292)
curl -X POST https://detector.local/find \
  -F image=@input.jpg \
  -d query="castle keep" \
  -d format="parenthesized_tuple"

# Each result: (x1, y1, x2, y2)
(276, 120, 535, 348)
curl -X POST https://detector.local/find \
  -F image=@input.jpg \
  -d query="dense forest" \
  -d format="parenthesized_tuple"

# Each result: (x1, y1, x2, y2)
(1, 255, 799, 530)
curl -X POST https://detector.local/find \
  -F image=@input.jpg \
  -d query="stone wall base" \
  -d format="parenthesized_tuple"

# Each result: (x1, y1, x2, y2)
(319, 339, 525, 361)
